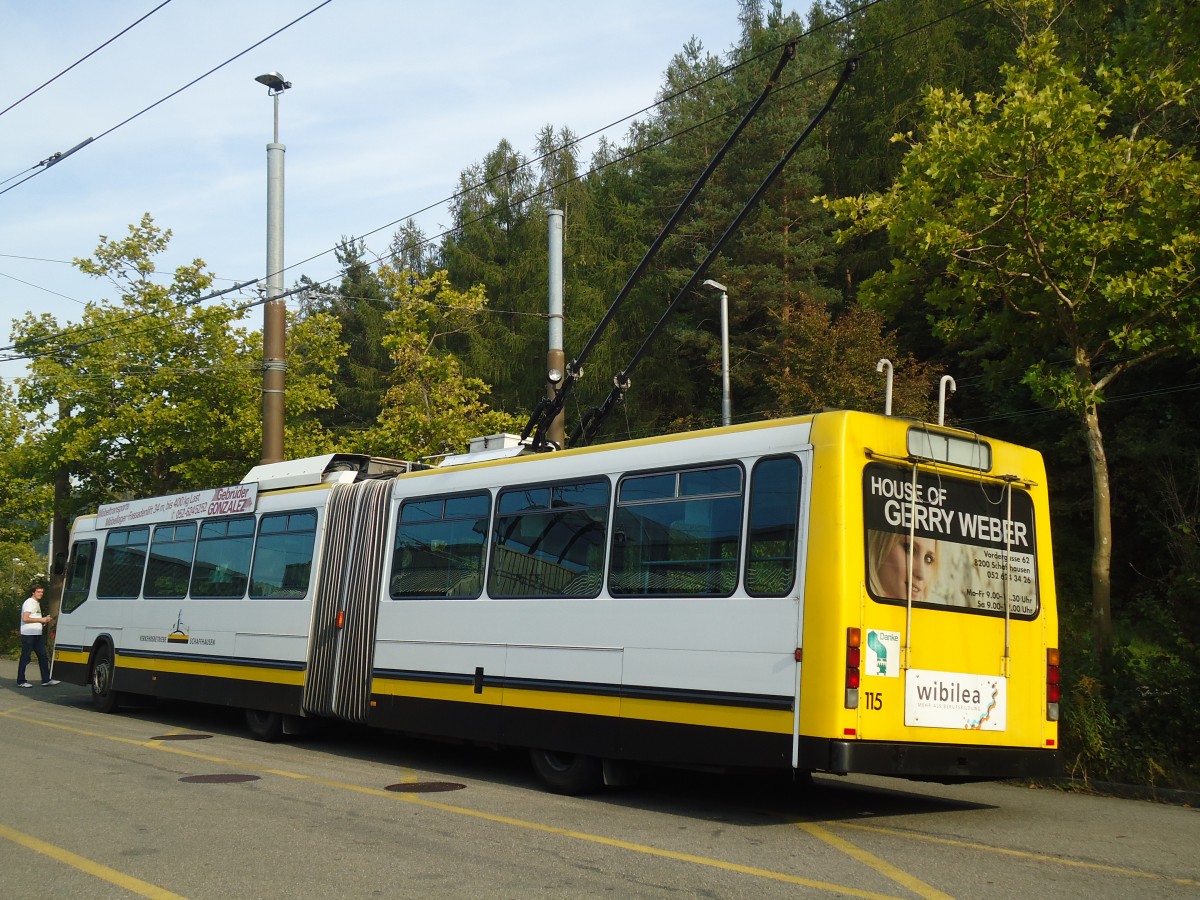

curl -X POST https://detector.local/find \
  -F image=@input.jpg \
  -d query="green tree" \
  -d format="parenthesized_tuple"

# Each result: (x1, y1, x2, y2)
(12, 214, 342, 517)
(442, 140, 551, 413)
(360, 269, 522, 460)
(298, 237, 394, 435)
(766, 298, 936, 418)
(0, 382, 51, 545)
(824, 4, 1200, 659)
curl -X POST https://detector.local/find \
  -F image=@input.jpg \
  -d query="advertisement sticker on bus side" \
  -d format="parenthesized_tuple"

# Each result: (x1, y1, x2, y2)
(96, 483, 259, 530)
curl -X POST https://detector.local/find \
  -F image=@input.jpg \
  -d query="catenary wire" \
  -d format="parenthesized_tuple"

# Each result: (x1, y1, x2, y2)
(0, 0, 335, 199)
(2, 0, 987, 372)
(0, 0, 175, 120)
(1, 0, 885, 362)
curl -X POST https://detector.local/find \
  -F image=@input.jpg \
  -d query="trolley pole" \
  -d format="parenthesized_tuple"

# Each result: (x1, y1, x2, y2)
(256, 72, 291, 465)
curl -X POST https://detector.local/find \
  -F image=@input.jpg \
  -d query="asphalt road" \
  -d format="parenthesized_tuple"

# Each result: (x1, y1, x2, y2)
(2, 658, 1197, 899)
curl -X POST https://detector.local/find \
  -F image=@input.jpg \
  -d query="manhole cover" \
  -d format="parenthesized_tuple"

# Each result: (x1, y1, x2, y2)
(385, 781, 466, 793)
(150, 734, 212, 741)
(179, 774, 260, 784)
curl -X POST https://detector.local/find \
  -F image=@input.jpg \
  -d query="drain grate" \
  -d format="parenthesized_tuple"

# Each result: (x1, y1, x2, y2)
(385, 781, 466, 793)
(179, 774, 261, 784)
(150, 734, 212, 741)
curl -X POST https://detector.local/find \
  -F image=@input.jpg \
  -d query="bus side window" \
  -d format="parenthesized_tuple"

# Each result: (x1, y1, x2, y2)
(190, 516, 255, 599)
(250, 511, 318, 598)
(489, 480, 609, 599)
(97, 527, 150, 599)
(610, 465, 743, 597)
(61, 540, 98, 613)
(144, 522, 198, 599)
(391, 493, 491, 599)
(745, 456, 802, 597)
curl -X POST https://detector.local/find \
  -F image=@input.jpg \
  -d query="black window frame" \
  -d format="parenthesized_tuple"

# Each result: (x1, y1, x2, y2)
(744, 455, 804, 598)
(609, 462, 745, 598)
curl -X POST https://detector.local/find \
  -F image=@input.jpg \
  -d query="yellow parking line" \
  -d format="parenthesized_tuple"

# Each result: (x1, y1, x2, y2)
(6, 711, 903, 899)
(797, 822, 955, 900)
(0, 823, 187, 900)
(834, 821, 1200, 888)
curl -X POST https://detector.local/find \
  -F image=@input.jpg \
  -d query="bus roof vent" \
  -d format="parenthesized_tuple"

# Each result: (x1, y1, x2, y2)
(438, 433, 531, 468)
(469, 433, 524, 453)
(242, 453, 422, 490)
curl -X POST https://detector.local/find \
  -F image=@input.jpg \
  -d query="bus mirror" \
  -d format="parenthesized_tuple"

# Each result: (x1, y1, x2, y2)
(53, 551, 67, 576)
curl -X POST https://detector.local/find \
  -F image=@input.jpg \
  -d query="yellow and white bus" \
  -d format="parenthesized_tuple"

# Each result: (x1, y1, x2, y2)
(52, 411, 1059, 792)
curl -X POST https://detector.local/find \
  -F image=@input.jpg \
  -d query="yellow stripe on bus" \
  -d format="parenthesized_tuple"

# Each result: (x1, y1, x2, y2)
(371, 675, 792, 733)
(118, 654, 305, 686)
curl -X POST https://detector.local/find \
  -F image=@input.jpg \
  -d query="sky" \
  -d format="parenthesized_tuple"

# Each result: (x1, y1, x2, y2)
(0, 0, 776, 386)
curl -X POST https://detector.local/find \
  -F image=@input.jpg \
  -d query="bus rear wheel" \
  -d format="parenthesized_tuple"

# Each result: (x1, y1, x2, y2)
(244, 709, 285, 742)
(529, 748, 604, 795)
(90, 645, 121, 714)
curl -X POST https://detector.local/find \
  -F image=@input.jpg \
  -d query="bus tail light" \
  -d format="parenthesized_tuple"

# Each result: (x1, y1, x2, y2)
(1046, 648, 1060, 720)
(336, 610, 345, 630)
(845, 627, 861, 708)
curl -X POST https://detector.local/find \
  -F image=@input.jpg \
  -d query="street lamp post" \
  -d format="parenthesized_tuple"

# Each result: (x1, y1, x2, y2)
(255, 71, 292, 465)
(702, 279, 732, 427)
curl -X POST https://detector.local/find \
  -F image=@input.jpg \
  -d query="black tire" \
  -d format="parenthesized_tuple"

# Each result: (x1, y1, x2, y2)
(244, 709, 285, 742)
(90, 644, 121, 714)
(529, 748, 604, 795)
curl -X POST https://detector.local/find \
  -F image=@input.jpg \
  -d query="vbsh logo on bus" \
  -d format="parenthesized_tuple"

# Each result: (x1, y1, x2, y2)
(904, 669, 1006, 730)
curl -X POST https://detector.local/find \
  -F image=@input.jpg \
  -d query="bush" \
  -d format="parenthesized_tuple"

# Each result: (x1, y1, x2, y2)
(1060, 636, 1200, 790)
(0, 592, 21, 658)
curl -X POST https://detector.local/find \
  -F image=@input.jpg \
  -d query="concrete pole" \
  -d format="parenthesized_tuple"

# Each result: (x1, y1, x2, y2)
(262, 90, 287, 464)
(546, 209, 566, 449)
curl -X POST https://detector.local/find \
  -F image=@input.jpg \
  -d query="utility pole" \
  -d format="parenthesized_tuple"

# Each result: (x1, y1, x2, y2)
(256, 72, 291, 464)
(546, 209, 566, 449)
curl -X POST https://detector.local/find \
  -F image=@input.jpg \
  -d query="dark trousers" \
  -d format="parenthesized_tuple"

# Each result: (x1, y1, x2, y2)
(18, 632, 50, 684)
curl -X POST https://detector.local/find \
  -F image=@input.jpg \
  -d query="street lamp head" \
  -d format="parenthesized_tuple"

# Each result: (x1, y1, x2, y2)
(255, 72, 292, 95)
(702, 279, 727, 293)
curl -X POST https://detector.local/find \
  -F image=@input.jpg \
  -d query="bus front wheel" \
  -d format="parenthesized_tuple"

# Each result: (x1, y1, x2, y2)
(90, 645, 121, 714)
(529, 748, 604, 795)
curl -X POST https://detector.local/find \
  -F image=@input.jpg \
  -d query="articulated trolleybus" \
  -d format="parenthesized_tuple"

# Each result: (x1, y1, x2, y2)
(52, 411, 1060, 793)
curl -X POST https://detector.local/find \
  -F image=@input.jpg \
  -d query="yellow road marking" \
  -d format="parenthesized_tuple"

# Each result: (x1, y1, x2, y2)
(0, 823, 187, 900)
(834, 821, 1200, 888)
(797, 822, 955, 900)
(5, 710, 902, 899)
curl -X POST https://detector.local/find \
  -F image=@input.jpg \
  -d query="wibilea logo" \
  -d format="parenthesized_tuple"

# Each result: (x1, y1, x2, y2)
(914, 680, 984, 705)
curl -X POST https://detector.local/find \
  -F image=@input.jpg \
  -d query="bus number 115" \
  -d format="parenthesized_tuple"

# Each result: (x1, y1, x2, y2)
(864, 691, 884, 711)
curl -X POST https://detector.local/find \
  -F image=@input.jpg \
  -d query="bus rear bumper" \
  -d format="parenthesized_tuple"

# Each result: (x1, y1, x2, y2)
(822, 738, 1060, 781)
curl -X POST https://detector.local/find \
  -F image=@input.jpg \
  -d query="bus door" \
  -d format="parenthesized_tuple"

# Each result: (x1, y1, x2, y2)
(303, 479, 394, 722)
